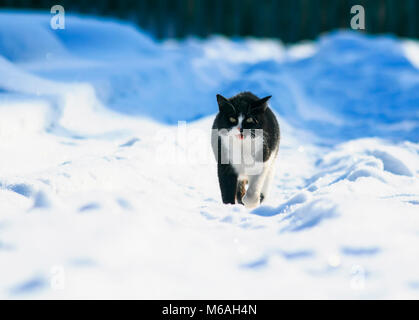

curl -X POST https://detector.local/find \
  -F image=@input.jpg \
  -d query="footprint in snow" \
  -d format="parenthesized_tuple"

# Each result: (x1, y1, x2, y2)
(119, 138, 140, 148)
(251, 192, 310, 217)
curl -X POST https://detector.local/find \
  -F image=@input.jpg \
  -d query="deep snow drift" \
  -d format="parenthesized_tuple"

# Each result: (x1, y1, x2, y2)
(0, 11, 419, 299)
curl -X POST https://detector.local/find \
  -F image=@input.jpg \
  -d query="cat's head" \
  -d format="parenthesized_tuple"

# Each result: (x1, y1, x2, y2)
(215, 92, 271, 139)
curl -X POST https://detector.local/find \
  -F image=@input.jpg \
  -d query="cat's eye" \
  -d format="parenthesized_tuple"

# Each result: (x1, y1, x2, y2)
(229, 117, 237, 123)
(246, 117, 254, 123)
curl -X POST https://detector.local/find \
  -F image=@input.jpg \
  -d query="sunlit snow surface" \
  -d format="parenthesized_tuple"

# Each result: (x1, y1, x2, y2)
(0, 11, 419, 299)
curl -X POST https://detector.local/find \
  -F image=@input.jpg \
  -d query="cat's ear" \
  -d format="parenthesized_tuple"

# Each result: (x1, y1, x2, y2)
(251, 95, 271, 114)
(216, 94, 235, 114)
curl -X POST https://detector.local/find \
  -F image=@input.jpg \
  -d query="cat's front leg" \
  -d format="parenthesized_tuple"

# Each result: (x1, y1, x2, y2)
(242, 192, 260, 209)
(260, 165, 276, 203)
(217, 164, 239, 204)
(242, 169, 268, 209)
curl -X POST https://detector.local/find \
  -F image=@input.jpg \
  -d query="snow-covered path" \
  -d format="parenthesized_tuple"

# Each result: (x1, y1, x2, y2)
(0, 12, 419, 299)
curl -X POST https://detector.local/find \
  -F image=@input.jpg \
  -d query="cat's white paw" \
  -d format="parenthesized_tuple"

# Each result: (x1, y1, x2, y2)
(242, 193, 260, 209)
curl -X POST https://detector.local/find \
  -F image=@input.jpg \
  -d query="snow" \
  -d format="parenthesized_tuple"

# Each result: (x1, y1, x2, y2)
(0, 11, 419, 299)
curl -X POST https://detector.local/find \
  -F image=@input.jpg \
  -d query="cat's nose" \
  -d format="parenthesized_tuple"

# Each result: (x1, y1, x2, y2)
(239, 127, 243, 133)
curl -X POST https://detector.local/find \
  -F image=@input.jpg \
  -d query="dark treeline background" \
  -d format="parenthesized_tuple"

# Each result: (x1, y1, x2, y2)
(0, 0, 417, 42)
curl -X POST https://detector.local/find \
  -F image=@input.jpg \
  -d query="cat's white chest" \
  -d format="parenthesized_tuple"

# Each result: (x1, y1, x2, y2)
(220, 135, 263, 176)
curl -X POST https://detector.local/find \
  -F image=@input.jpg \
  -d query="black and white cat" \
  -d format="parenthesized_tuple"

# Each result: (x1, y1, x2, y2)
(211, 92, 280, 209)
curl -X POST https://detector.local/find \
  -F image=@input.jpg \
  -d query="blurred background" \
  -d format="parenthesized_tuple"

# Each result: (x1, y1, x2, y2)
(0, 0, 417, 42)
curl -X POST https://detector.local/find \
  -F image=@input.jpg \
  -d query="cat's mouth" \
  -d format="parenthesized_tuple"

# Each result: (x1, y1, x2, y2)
(237, 133, 244, 140)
